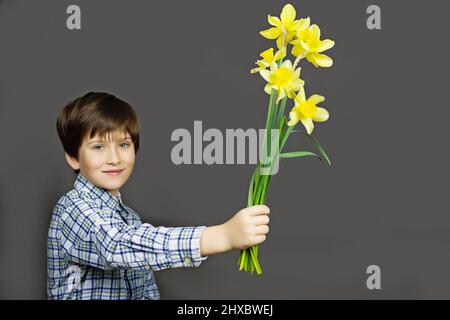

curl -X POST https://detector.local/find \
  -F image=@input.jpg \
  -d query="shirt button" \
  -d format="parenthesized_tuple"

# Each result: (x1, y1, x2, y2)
(145, 265, 151, 271)
(184, 257, 192, 266)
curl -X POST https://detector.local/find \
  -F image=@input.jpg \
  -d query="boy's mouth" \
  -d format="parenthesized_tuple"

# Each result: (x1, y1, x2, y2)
(102, 169, 124, 176)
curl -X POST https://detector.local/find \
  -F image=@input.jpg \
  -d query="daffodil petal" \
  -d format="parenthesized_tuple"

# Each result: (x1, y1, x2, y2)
(281, 59, 293, 69)
(290, 20, 301, 31)
(298, 17, 310, 30)
(268, 15, 282, 28)
(287, 110, 300, 126)
(300, 117, 314, 134)
(317, 39, 335, 52)
(291, 80, 304, 92)
(263, 84, 271, 95)
(281, 4, 296, 23)
(260, 48, 274, 60)
(310, 24, 321, 39)
(291, 44, 306, 57)
(306, 54, 318, 67)
(315, 53, 333, 68)
(256, 60, 268, 68)
(308, 94, 325, 105)
(309, 53, 333, 67)
(295, 86, 306, 103)
(259, 69, 271, 82)
(290, 72, 304, 90)
(250, 66, 263, 74)
(260, 27, 281, 40)
(269, 61, 278, 72)
(287, 88, 297, 99)
(312, 107, 329, 122)
(286, 31, 297, 43)
(293, 67, 301, 78)
(274, 47, 286, 61)
(277, 88, 286, 103)
(276, 36, 285, 49)
(300, 40, 310, 52)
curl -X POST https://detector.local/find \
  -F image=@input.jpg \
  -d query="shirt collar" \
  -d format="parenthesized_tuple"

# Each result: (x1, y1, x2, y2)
(74, 172, 123, 211)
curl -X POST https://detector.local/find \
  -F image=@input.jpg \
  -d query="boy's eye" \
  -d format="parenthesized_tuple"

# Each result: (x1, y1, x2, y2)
(92, 143, 130, 150)
(93, 145, 104, 150)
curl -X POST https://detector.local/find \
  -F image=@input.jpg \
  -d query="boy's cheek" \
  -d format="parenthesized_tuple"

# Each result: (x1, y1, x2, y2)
(124, 151, 136, 167)
(82, 154, 108, 171)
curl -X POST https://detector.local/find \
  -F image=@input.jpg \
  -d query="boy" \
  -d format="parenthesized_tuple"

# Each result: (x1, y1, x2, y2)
(48, 92, 270, 300)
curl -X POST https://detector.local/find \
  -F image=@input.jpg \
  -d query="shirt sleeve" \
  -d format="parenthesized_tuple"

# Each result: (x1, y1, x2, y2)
(58, 195, 208, 272)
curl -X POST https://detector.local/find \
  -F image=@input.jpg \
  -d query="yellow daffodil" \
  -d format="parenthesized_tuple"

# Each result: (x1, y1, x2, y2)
(287, 86, 329, 134)
(290, 24, 335, 68)
(259, 4, 310, 49)
(240, 2, 335, 276)
(259, 60, 304, 103)
(250, 47, 286, 74)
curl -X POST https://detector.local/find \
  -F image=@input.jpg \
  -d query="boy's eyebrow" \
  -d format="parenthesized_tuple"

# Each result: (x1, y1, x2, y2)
(88, 136, 132, 144)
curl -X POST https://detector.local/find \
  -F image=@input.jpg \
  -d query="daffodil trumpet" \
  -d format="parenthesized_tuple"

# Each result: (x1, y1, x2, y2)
(237, 3, 335, 275)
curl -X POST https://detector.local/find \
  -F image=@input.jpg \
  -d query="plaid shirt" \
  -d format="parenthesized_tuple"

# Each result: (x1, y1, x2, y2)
(47, 173, 207, 300)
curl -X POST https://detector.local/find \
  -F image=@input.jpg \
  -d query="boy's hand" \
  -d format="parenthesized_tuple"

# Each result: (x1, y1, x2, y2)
(222, 205, 271, 250)
(199, 205, 270, 257)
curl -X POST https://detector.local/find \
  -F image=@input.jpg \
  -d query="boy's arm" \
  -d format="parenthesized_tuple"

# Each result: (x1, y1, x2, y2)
(199, 225, 230, 256)
(58, 195, 207, 272)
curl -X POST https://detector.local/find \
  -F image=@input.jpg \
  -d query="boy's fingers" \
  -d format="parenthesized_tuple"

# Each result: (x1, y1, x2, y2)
(252, 235, 267, 245)
(245, 205, 270, 216)
(253, 215, 270, 226)
(254, 225, 269, 235)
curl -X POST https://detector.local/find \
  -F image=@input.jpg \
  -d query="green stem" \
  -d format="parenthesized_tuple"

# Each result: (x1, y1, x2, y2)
(238, 60, 288, 275)
(261, 90, 277, 163)
(247, 167, 257, 207)
(275, 97, 287, 130)
(281, 125, 295, 151)
(261, 175, 272, 204)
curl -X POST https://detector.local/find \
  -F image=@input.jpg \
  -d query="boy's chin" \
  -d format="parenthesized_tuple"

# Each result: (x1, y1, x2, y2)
(98, 180, 125, 192)
(102, 182, 124, 189)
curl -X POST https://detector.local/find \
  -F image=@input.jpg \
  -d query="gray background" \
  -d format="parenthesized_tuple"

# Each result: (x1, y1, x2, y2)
(0, 0, 448, 299)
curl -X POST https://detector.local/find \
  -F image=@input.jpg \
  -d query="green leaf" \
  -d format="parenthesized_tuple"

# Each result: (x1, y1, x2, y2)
(247, 168, 257, 207)
(260, 175, 271, 204)
(275, 96, 287, 130)
(302, 133, 332, 166)
(240, 249, 247, 271)
(250, 246, 263, 275)
(245, 249, 250, 272)
(278, 116, 287, 146)
(279, 151, 321, 159)
(261, 89, 278, 159)
(280, 125, 295, 151)
(255, 175, 269, 204)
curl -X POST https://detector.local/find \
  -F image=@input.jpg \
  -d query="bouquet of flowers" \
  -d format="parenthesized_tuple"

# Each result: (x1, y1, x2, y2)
(237, 3, 335, 274)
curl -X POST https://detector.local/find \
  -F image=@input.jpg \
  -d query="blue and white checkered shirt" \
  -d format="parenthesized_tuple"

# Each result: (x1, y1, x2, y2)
(47, 173, 207, 300)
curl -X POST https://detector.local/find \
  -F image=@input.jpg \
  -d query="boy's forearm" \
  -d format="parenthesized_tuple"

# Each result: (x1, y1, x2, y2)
(200, 224, 231, 256)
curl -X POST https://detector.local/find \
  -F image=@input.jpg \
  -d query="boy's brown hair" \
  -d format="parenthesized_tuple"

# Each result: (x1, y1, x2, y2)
(56, 92, 140, 174)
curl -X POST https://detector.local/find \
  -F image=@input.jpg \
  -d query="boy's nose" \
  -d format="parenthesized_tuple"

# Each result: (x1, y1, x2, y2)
(107, 147, 121, 164)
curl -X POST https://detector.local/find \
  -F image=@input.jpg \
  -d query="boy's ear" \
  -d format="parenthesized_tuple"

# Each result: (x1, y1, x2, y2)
(65, 152, 80, 170)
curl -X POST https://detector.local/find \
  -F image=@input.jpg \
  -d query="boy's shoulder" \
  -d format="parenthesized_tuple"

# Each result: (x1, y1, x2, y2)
(53, 184, 99, 214)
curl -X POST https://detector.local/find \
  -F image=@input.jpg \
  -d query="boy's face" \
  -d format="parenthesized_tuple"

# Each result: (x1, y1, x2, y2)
(65, 129, 136, 197)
